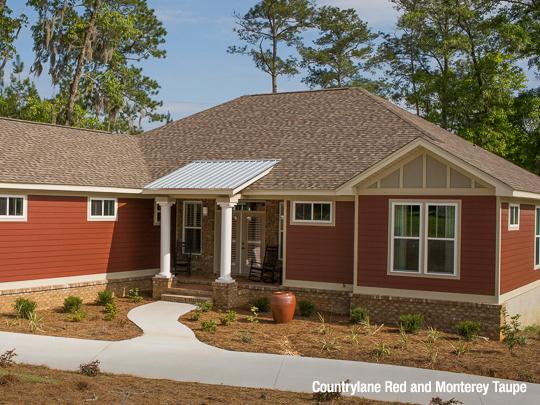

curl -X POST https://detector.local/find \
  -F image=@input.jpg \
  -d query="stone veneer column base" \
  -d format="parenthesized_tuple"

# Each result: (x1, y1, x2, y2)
(212, 281, 238, 310)
(152, 276, 173, 299)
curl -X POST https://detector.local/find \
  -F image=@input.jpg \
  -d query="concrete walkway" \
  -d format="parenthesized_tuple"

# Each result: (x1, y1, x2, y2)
(0, 301, 538, 404)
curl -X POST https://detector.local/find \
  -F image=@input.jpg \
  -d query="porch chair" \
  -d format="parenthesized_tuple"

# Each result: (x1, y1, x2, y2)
(173, 241, 192, 276)
(248, 246, 280, 283)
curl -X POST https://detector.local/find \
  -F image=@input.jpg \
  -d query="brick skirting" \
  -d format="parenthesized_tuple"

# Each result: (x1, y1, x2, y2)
(0, 276, 152, 312)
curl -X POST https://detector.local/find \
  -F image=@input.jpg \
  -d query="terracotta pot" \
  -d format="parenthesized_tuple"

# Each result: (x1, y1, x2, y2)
(270, 291, 296, 323)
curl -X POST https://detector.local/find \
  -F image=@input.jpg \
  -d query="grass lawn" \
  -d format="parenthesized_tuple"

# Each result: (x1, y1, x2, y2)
(0, 363, 399, 405)
(0, 297, 147, 341)
(181, 307, 540, 383)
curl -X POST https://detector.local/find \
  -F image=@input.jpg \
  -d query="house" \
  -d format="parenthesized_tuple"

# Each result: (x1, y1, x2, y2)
(1, 87, 539, 338)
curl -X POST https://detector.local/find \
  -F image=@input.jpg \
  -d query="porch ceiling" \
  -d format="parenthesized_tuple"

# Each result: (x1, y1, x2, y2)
(143, 159, 279, 195)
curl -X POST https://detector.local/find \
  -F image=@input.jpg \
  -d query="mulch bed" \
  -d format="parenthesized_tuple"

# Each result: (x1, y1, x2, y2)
(181, 308, 540, 383)
(0, 363, 395, 405)
(0, 297, 148, 341)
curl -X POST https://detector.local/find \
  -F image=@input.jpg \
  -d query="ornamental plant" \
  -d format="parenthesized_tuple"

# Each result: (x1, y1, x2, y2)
(399, 313, 424, 334)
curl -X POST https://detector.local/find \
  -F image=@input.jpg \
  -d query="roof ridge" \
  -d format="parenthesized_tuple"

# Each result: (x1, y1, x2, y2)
(241, 87, 350, 98)
(0, 115, 114, 135)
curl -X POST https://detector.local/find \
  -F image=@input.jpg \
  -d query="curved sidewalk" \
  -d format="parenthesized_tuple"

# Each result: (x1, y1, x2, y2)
(0, 301, 538, 404)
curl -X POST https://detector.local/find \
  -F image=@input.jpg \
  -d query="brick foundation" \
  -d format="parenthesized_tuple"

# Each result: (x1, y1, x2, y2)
(0, 276, 152, 312)
(351, 294, 503, 340)
(212, 281, 238, 310)
(152, 276, 173, 299)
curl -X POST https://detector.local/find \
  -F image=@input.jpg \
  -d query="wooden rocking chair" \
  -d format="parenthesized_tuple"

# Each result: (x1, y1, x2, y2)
(248, 246, 279, 283)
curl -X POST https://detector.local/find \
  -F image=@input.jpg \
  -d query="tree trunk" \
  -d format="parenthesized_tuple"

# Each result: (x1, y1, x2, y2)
(66, 0, 101, 126)
(271, 26, 277, 93)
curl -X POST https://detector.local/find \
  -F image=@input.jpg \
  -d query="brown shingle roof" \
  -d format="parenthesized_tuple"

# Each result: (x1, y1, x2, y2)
(0, 117, 151, 188)
(1, 87, 540, 193)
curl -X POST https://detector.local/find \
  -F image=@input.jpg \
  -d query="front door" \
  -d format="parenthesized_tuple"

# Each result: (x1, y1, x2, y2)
(231, 211, 265, 275)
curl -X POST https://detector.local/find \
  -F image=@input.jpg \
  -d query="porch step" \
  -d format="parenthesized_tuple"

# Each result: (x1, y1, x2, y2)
(161, 293, 212, 305)
(166, 285, 213, 297)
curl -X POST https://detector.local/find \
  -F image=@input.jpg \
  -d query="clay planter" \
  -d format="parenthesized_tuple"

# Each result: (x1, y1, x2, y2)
(270, 291, 296, 323)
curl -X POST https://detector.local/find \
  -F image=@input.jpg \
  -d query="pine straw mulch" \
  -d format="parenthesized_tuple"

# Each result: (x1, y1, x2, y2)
(0, 363, 396, 405)
(181, 308, 540, 384)
(0, 297, 148, 341)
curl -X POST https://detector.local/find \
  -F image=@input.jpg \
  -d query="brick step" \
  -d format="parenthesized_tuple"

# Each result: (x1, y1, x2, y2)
(173, 277, 213, 286)
(161, 293, 212, 305)
(165, 286, 213, 297)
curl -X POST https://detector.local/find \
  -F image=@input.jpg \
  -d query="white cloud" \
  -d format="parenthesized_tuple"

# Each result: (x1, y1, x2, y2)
(318, 0, 397, 28)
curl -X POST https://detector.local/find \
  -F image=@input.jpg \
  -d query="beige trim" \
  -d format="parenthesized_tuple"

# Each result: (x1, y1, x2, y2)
(513, 191, 540, 201)
(360, 188, 493, 196)
(0, 268, 159, 292)
(0, 182, 142, 194)
(353, 285, 497, 304)
(284, 279, 353, 292)
(353, 194, 359, 288)
(499, 278, 540, 303)
(244, 189, 338, 197)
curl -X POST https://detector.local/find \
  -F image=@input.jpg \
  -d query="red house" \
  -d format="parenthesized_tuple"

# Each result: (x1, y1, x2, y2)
(1, 88, 539, 338)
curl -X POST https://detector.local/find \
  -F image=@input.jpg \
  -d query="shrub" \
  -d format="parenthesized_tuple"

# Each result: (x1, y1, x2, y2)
(455, 321, 481, 341)
(298, 300, 315, 317)
(27, 311, 43, 333)
(104, 302, 117, 320)
(127, 288, 143, 303)
(247, 306, 259, 323)
(251, 297, 269, 312)
(63, 296, 83, 314)
(500, 309, 526, 353)
(399, 313, 424, 334)
(96, 290, 114, 306)
(202, 319, 217, 333)
(0, 349, 17, 368)
(374, 342, 390, 361)
(190, 310, 201, 321)
(79, 360, 100, 377)
(14, 298, 37, 320)
(524, 324, 540, 340)
(350, 307, 369, 325)
(220, 310, 237, 326)
(240, 330, 252, 343)
(197, 301, 213, 312)
(69, 310, 87, 322)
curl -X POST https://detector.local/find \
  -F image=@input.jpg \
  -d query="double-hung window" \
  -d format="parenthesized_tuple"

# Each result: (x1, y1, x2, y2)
(292, 201, 332, 224)
(0, 195, 27, 221)
(508, 204, 520, 230)
(88, 198, 117, 221)
(390, 201, 459, 277)
(183, 201, 202, 255)
(535, 207, 540, 270)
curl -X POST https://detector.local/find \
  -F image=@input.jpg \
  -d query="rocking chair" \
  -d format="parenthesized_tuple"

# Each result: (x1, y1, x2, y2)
(173, 241, 192, 276)
(248, 246, 280, 283)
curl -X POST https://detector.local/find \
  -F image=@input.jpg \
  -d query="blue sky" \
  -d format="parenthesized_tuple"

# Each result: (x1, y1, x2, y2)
(7, 0, 539, 129)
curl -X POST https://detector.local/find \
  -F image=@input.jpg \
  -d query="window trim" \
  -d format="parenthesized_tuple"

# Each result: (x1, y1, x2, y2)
(87, 197, 118, 221)
(508, 203, 520, 231)
(424, 202, 459, 276)
(0, 194, 27, 222)
(153, 201, 161, 226)
(278, 201, 284, 260)
(389, 202, 422, 274)
(182, 200, 202, 255)
(388, 200, 460, 279)
(290, 201, 334, 225)
(535, 206, 540, 270)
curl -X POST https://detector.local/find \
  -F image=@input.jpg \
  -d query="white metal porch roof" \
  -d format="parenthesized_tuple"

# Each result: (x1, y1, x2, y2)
(144, 159, 279, 194)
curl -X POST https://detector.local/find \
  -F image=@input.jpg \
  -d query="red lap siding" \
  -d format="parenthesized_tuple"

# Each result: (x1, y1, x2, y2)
(357, 196, 496, 295)
(500, 203, 540, 293)
(0, 195, 160, 282)
(285, 201, 354, 284)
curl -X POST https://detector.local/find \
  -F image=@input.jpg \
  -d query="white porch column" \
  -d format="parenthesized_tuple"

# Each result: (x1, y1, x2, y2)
(217, 201, 237, 283)
(157, 199, 174, 278)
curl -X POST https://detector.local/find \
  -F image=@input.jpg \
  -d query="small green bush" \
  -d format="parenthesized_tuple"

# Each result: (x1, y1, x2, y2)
(63, 296, 83, 314)
(350, 307, 369, 325)
(190, 310, 201, 321)
(69, 310, 86, 322)
(104, 302, 117, 320)
(202, 319, 217, 333)
(399, 313, 424, 334)
(298, 300, 315, 317)
(455, 321, 481, 341)
(127, 288, 143, 303)
(96, 290, 114, 306)
(197, 301, 213, 312)
(251, 297, 269, 312)
(220, 310, 237, 326)
(14, 298, 37, 320)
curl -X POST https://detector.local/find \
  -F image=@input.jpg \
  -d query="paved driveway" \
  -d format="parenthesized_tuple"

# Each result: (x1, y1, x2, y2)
(0, 301, 538, 404)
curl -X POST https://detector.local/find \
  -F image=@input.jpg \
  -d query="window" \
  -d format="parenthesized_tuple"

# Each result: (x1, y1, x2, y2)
(509, 204, 520, 230)
(392, 203, 421, 272)
(534, 207, 540, 270)
(154, 202, 161, 226)
(390, 201, 459, 277)
(278, 201, 284, 260)
(183, 201, 202, 255)
(88, 198, 117, 221)
(292, 201, 332, 224)
(0, 195, 26, 221)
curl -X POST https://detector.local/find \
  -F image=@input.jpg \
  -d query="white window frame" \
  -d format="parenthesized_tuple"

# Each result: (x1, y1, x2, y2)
(182, 200, 202, 255)
(153, 201, 161, 226)
(390, 202, 422, 274)
(508, 204, 520, 230)
(87, 197, 117, 221)
(535, 206, 540, 270)
(389, 200, 460, 278)
(0, 194, 27, 222)
(291, 201, 333, 225)
(278, 201, 284, 260)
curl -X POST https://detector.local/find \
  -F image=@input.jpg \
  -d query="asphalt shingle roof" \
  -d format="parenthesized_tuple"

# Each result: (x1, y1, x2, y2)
(1, 87, 540, 193)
